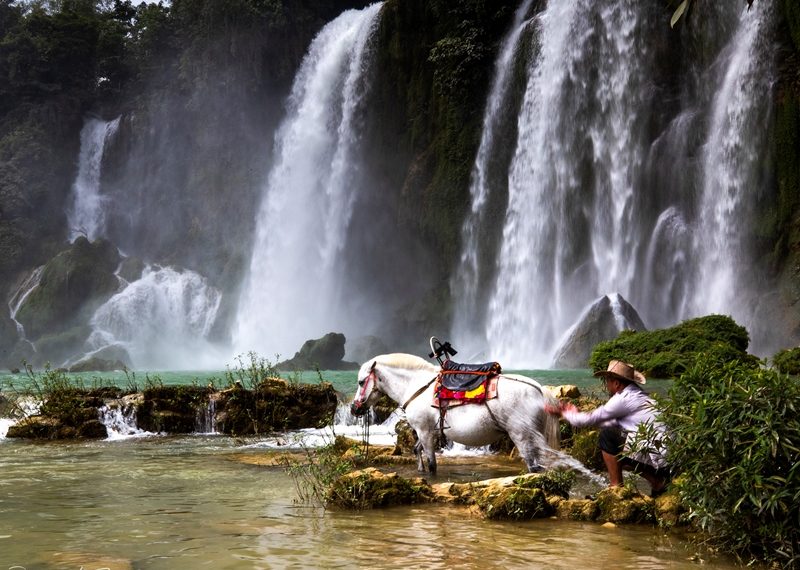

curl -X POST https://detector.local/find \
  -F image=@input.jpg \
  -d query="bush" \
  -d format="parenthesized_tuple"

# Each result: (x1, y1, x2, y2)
(772, 347, 800, 375)
(659, 358, 800, 566)
(589, 314, 757, 378)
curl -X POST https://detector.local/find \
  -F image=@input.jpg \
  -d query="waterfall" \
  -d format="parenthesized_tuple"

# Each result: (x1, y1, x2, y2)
(452, 0, 776, 366)
(453, 0, 536, 349)
(66, 117, 121, 242)
(99, 396, 151, 440)
(7, 266, 44, 346)
(692, 2, 775, 325)
(195, 395, 218, 434)
(481, 0, 659, 366)
(87, 265, 223, 369)
(234, 3, 383, 359)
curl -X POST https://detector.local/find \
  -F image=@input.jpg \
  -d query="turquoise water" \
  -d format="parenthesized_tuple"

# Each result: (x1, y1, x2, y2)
(0, 367, 670, 398)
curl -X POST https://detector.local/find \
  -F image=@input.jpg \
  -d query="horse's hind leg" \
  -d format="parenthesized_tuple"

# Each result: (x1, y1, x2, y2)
(514, 435, 545, 473)
(417, 431, 438, 475)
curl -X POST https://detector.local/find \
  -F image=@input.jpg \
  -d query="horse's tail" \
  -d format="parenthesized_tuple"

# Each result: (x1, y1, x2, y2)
(542, 392, 561, 451)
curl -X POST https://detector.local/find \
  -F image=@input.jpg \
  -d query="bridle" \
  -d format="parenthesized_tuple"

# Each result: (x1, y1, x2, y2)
(352, 362, 379, 411)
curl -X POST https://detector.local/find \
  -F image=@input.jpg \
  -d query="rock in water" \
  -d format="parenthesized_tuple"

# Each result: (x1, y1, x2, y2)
(551, 293, 646, 369)
(277, 332, 359, 370)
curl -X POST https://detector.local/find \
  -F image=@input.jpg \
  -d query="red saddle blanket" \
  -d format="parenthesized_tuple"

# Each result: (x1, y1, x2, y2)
(432, 375, 499, 408)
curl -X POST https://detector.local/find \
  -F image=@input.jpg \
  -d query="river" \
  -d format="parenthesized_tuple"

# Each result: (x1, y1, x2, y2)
(0, 369, 736, 568)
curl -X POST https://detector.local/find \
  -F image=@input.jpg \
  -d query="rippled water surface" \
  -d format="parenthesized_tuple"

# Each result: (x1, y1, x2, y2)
(0, 435, 735, 569)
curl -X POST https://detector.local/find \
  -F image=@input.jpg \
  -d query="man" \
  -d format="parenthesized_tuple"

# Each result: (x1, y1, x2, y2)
(546, 360, 670, 496)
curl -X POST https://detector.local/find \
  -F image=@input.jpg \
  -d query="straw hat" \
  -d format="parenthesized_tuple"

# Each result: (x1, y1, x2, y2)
(593, 360, 646, 385)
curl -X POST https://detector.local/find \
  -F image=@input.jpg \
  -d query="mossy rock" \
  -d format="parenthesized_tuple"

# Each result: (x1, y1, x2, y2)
(138, 385, 213, 433)
(594, 486, 655, 524)
(15, 237, 121, 341)
(6, 415, 105, 439)
(216, 381, 338, 435)
(325, 467, 434, 509)
(654, 490, 686, 528)
(556, 498, 600, 521)
(474, 485, 550, 520)
(567, 429, 605, 472)
(457, 471, 575, 520)
(589, 315, 757, 379)
(393, 419, 417, 455)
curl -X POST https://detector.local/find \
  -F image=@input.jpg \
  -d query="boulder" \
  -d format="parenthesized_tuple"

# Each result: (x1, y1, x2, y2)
(69, 344, 132, 372)
(594, 485, 655, 524)
(117, 256, 145, 283)
(15, 237, 121, 344)
(541, 385, 581, 399)
(277, 332, 359, 370)
(552, 293, 646, 369)
(69, 357, 128, 373)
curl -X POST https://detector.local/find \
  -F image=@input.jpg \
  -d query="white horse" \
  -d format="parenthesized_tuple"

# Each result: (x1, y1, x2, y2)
(350, 353, 560, 474)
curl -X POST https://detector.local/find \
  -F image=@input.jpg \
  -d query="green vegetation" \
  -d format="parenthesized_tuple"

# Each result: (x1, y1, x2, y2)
(589, 314, 757, 379)
(772, 346, 800, 374)
(658, 358, 800, 567)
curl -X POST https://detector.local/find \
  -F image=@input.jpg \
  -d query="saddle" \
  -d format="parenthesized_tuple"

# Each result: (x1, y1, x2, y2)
(433, 359, 502, 409)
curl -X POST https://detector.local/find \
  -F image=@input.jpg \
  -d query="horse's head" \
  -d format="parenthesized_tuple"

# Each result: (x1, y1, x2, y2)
(351, 360, 382, 416)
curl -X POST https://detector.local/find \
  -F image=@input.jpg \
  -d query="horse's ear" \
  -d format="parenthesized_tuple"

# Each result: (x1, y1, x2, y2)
(370, 360, 377, 371)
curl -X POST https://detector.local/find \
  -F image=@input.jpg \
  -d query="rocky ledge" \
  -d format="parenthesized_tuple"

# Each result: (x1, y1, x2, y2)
(325, 468, 685, 527)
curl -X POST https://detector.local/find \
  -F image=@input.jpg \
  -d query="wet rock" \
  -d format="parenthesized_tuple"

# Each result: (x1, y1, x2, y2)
(567, 429, 605, 472)
(15, 237, 121, 344)
(393, 419, 417, 455)
(277, 332, 359, 370)
(325, 467, 434, 509)
(542, 384, 581, 399)
(70, 344, 132, 371)
(551, 293, 646, 369)
(214, 380, 338, 436)
(118, 256, 146, 283)
(556, 498, 600, 521)
(654, 490, 685, 527)
(137, 385, 212, 433)
(594, 486, 655, 524)
(69, 356, 128, 373)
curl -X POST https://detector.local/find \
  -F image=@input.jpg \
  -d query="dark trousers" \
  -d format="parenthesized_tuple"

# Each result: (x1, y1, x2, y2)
(598, 427, 670, 480)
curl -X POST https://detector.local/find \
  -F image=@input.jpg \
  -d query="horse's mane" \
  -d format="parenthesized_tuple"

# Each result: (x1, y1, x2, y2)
(375, 353, 438, 372)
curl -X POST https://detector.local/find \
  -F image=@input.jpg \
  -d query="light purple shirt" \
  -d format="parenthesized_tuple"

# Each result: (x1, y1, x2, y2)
(562, 383, 667, 469)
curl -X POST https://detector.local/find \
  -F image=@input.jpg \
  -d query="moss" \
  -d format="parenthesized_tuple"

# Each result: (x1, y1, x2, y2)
(15, 237, 121, 342)
(589, 315, 757, 379)
(568, 429, 605, 472)
(594, 486, 655, 524)
(325, 468, 434, 509)
(471, 471, 575, 520)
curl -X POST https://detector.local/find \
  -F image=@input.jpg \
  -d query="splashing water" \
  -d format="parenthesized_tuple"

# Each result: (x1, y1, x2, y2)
(88, 265, 223, 369)
(234, 3, 383, 359)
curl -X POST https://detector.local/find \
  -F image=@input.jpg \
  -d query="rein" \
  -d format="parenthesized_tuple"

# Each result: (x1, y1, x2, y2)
(401, 375, 438, 412)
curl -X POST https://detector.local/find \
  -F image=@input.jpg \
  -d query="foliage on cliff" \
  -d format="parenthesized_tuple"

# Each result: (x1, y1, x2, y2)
(588, 315, 757, 379)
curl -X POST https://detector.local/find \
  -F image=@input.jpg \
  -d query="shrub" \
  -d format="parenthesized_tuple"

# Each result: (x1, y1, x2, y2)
(659, 358, 800, 567)
(772, 347, 800, 375)
(589, 314, 757, 378)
